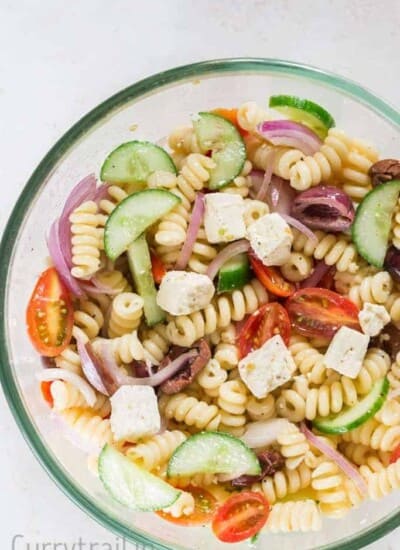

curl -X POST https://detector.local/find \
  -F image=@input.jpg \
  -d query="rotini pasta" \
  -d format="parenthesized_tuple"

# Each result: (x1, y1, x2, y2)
(236, 101, 268, 133)
(341, 141, 378, 201)
(187, 227, 218, 274)
(311, 461, 354, 517)
(342, 418, 400, 452)
(280, 252, 314, 283)
(288, 335, 327, 384)
(50, 380, 110, 417)
(217, 380, 248, 434)
(72, 299, 104, 343)
(54, 344, 82, 374)
(243, 198, 270, 227)
(159, 392, 221, 431)
(61, 407, 113, 448)
(108, 292, 144, 338)
(348, 271, 393, 308)
(246, 394, 276, 421)
(126, 430, 187, 471)
(277, 422, 310, 470)
(69, 201, 102, 279)
(196, 358, 228, 397)
(254, 462, 312, 504)
(265, 500, 322, 532)
(366, 460, 400, 500)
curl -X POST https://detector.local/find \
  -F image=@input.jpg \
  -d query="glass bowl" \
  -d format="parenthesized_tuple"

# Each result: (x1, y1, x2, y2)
(1, 58, 400, 550)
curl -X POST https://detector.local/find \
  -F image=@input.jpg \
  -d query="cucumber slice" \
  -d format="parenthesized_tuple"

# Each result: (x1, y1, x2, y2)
(99, 445, 180, 511)
(269, 95, 335, 139)
(313, 377, 389, 434)
(217, 253, 250, 293)
(127, 234, 165, 326)
(352, 180, 400, 267)
(167, 431, 261, 478)
(193, 112, 246, 189)
(101, 141, 177, 184)
(104, 189, 180, 261)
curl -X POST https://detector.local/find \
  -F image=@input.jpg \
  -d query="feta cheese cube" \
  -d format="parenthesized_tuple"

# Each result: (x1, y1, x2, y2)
(110, 386, 160, 442)
(358, 302, 391, 337)
(238, 335, 296, 399)
(247, 213, 293, 266)
(323, 327, 369, 378)
(156, 271, 215, 315)
(204, 193, 246, 243)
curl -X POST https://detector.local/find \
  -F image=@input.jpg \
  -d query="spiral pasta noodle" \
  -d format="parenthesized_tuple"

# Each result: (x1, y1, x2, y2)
(341, 141, 378, 201)
(342, 417, 400, 452)
(348, 271, 393, 308)
(236, 101, 268, 133)
(246, 394, 276, 421)
(217, 380, 248, 434)
(93, 331, 145, 364)
(388, 353, 400, 391)
(188, 227, 218, 274)
(366, 460, 400, 500)
(50, 380, 110, 417)
(280, 252, 314, 283)
(147, 170, 177, 190)
(277, 422, 310, 470)
(266, 500, 322, 532)
(162, 491, 195, 518)
(72, 299, 104, 343)
(340, 442, 390, 469)
(288, 335, 327, 385)
(126, 430, 187, 472)
(139, 324, 170, 365)
(311, 461, 355, 517)
(196, 358, 228, 397)
(243, 198, 270, 227)
(108, 292, 144, 338)
(69, 201, 102, 279)
(292, 229, 359, 273)
(159, 392, 221, 431)
(54, 344, 82, 374)
(168, 125, 201, 155)
(94, 270, 132, 294)
(220, 160, 253, 198)
(98, 185, 128, 217)
(61, 407, 113, 448)
(166, 279, 268, 347)
(253, 462, 312, 505)
(353, 348, 390, 395)
(288, 128, 351, 190)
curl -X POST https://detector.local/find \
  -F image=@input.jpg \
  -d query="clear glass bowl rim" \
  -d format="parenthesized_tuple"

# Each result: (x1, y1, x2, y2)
(1, 58, 399, 550)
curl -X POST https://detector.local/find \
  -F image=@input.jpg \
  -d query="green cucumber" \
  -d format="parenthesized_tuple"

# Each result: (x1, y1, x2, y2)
(167, 431, 261, 478)
(313, 377, 389, 434)
(217, 253, 250, 293)
(269, 95, 335, 139)
(99, 445, 180, 511)
(104, 189, 180, 261)
(127, 234, 165, 326)
(101, 141, 177, 185)
(352, 180, 400, 267)
(193, 112, 246, 189)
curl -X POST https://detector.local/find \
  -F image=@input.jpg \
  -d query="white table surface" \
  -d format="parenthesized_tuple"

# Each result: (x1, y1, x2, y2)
(1, 1, 399, 548)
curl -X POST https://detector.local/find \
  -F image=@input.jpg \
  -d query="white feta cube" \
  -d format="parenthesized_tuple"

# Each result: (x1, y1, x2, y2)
(247, 213, 293, 266)
(358, 303, 391, 337)
(110, 386, 160, 442)
(238, 335, 296, 399)
(156, 271, 215, 315)
(204, 193, 246, 243)
(323, 327, 369, 378)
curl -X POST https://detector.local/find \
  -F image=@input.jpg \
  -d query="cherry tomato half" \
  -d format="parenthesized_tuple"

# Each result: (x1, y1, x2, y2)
(40, 381, 54, 407)
(150, 251, 167, 284)
(212, 491, 270, 543)
(237, 303, 291, 359)
(390, 444, 400, 464)
(285, 287, 360, 339)
(157, 486, 217, 526)
(249, 252, 295, 297)
(26, 267, 74, 357)
(211, 108, 248, 137)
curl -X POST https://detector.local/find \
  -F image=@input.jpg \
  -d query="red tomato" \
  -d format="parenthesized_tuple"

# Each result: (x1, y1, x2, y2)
(157, 486, 217, 526)
(150, 251, 167, 284)
(26, 267, 74, 357)
(212, 491, 270, 543)
(390, 444, 400, 464)
(40, 381, 54, 407)
(237, 303, 291, 358)
(211, 108, 248, 137)
(286, 287, 360, 339)
(249, 252, 295, 297)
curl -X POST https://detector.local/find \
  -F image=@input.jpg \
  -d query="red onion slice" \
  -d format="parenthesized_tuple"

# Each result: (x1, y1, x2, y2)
(47, 220, 85, 297)
(267, 176, 296, 215)
(249, 170, 265, 199)
(301, 260, 331, 288)
(258, 120, 322, 156)
(300, 422, 368, 497)
(175, 193, 205, 270)
(95, 341, 199, 395)
(281, 214, 318, 244)
(76, 338, 109, 395)
(206, 239, 250, 281)
(256, 150, 275, 202)
(36, 368, 97, 407)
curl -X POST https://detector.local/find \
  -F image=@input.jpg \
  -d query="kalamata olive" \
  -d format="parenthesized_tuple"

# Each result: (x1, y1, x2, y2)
(384, 246, 400, 284)
(291, 185, 355, 232)
(369, 159, 400, 187)
(230, 449, 285, 488)
(370, 323, 400, 361)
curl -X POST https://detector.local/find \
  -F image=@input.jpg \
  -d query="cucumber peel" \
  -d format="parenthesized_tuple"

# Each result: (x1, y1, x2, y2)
(193, 112, 246, 189)
(352, 180, 400, 267)
(104, 189, 180, 261)
(313, 377, 389, 434)
(99, 445, 180, 511)
(167, 431, 261, 478)
(101, 141, 177, 184)
(127, 234, 165, 327)
(217, 253, 250, 293)
(269, 95, 335, 139)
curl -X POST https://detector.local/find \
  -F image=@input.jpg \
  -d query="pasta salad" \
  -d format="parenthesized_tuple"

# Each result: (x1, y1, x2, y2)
(26, 95, 400, 543)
